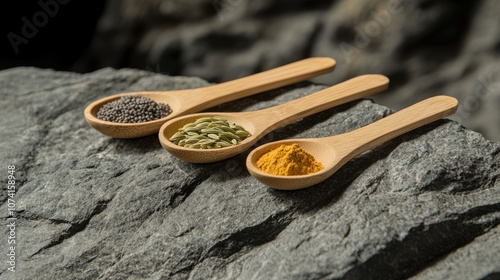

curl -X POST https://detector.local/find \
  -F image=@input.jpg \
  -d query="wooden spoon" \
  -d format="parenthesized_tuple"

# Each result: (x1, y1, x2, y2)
(84, 57, 336, 138)
(159, 74, 389, 163)
(246, 95, 458, 190)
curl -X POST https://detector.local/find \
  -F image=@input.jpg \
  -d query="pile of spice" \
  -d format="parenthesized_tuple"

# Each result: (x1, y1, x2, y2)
(96, 95, 171, 123)
(256, 143, 323, 176)
(170, 116, 251, 149)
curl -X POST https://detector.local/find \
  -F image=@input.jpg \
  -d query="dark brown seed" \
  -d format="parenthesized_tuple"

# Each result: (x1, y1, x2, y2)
(96, 95, 172, 123)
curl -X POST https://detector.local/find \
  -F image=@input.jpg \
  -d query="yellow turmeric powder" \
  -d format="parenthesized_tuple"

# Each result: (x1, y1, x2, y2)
(256, 143, 323, 176)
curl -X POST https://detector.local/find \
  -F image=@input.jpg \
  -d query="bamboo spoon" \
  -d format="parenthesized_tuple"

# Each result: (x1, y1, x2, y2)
(246, 95, 458, 190)
(84, 57, 336, 138)
(159, 74, 389, 163)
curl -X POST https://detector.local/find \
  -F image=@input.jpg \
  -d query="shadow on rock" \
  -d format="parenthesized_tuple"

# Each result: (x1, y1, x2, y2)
(108, 134, 164, 154)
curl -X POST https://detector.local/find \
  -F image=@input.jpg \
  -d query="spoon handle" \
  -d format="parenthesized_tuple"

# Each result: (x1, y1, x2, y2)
(330, 95, 458, 157)
(184, 57, 336, 109)
(252, 74, 389, 133)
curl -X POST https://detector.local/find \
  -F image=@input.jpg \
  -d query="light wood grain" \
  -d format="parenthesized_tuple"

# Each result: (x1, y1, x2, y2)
(84, 57, 336, 138)
(159, 74, 389, 163)
(246, 95, 459, 190)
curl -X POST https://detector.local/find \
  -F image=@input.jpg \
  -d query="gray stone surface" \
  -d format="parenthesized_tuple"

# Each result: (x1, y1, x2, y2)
(0, 67, 499, 279)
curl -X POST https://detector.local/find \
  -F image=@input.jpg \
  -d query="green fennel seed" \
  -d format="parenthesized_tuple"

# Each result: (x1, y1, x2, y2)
(169, 116, 251, 149)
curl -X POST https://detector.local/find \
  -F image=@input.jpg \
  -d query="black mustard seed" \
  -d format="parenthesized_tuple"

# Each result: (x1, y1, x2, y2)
(96, 95, 172, 123)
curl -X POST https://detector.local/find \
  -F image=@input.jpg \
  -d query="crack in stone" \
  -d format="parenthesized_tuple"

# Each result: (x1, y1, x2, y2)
(10, 123, 52, 200)
(170, 173, 212, 208)
(28, 199, 111, 258)
(203, 210, 294, 260)
(340, 203, 500, 280)
(173, 211, 295, 279)
(481, 271, 500, 280)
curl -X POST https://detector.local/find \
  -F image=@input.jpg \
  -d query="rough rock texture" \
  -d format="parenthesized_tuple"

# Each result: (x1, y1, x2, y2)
(74, 0, 500, 142)
(1, 67, 499, 280)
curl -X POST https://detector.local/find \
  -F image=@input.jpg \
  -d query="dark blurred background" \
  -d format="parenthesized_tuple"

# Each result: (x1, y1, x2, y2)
(2, 0, 499, 141)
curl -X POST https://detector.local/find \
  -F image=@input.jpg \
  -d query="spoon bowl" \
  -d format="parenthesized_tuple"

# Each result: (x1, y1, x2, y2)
(84, 91, 185, 138)
(246, 139, 337, 189)
(159, 112, 260, 163)
(246, 95, 459, 190)
(159, 74, 390, 163)
(84, 57, 336, 138)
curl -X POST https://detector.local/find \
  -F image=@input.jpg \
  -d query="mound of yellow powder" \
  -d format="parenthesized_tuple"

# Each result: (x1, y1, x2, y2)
(256, 143, 324, 176)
